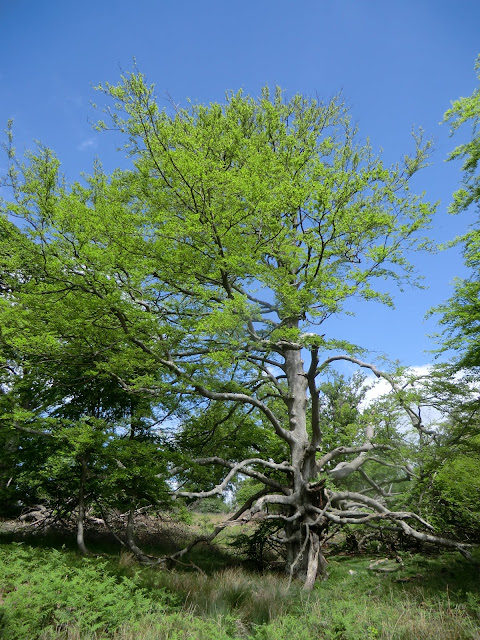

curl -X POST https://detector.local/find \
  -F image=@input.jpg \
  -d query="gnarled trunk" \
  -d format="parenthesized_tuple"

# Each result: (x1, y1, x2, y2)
(282, 345, 328, 588)
(284, 515, 329, 588)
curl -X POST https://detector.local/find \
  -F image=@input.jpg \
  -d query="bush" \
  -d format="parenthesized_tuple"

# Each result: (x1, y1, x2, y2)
(191, 497, 231, 514)
(420, 453, 480, 541)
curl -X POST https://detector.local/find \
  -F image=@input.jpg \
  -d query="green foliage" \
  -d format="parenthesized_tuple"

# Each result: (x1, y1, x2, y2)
(435, 55, 480, 368)
(235, 479, 265, 508)
(433, 248, 480, 368)
(402, 368, 480, 542)
(316, 372, 367, 452)
(172, 501, 194, 524)
(419, 446, 480, 541)
(228, 520, 283, 571)
(0, 67, 452, 579)
(192, 496, 231, 514)
(0, 544, 169, 639)
(118, 614, 238, 640)
(0, 71, 435, 398)
(444, 54, 480, 214)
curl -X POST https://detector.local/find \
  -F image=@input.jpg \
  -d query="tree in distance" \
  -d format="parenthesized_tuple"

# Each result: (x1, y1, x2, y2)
(422, 55, 480, 541)
(0, 71, 474, 588)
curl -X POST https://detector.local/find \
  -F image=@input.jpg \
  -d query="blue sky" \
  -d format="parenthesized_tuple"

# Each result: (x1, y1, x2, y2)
(1, 0, 479, 367)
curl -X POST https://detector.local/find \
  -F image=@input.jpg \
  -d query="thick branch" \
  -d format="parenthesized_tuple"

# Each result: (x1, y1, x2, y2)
(315, 442, 393, 474)
(113, 353, 293, 444)
(325, 423, 378, 480)
(307, 346, 322, 447)
(248, 492, 296, 517)
(327, 490, 437, 532)
(395, 520, 475, 560)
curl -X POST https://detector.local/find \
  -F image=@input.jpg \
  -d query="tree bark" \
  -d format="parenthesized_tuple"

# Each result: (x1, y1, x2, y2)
(279, 343, 331, 588)
(303, 531, 320, 590)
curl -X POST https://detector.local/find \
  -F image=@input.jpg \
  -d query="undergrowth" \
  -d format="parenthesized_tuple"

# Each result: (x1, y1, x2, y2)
(0, 544, 171, 639)
(0, 541, 479, 639)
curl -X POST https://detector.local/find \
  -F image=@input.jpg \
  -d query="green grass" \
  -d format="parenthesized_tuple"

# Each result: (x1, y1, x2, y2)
(0, 533, 479, 639)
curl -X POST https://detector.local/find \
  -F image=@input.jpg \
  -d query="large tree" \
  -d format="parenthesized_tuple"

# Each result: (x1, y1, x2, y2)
(1, 73, 473, 587)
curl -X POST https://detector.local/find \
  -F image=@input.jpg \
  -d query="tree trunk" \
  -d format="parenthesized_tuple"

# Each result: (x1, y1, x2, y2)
(76, 458, 89, 556)
(282, 344, 329, 589)
(303, 531, 320, 591)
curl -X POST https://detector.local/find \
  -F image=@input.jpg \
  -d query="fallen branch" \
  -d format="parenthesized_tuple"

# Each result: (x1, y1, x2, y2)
(367, 557, 404, 573)
(167, 487, 270, 562)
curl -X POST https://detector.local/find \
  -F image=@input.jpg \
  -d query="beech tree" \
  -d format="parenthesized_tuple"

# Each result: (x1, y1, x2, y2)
(1, 72, 474, 587)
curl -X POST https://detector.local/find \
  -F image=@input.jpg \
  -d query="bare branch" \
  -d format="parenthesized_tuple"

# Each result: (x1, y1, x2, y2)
(113, 357, 293, 444)
(367, 457, 419, 478)
(248, 492, 296, 517)
(325, 423, 378, 480)
(265, 511, 303, 523)
(396, 520, 476, 561)
(358, 468, 394, 498)
(174, 457, 292, 498)
(316, 442, 393, 474)
(189, 456, 294, 474)
(327, 490, 438, 532)
(318, 354, 437, 437)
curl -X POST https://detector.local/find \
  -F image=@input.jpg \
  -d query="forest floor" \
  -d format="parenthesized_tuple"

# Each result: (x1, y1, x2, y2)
(0, 512, 479, 640)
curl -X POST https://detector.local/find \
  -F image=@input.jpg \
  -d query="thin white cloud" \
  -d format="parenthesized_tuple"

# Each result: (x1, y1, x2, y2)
(362, 376, 391, 405)
(78, 137, 97, 151)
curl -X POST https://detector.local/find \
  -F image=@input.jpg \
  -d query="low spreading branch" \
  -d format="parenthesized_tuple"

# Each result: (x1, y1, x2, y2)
(170, 456, 292, 496)
(168, 487, 270, 561)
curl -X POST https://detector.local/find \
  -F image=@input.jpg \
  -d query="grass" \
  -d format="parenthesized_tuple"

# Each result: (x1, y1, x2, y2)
(0, 518, 479, 639)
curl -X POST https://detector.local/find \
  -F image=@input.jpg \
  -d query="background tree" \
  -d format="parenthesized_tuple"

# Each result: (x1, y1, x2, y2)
(419, 55, 480, 544)
(435, 55, 480, 368)
(0, 154, 174, 550)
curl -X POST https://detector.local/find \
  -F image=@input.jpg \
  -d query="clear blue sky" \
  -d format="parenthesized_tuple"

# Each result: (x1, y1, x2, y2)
(1, 0, 479, 367)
